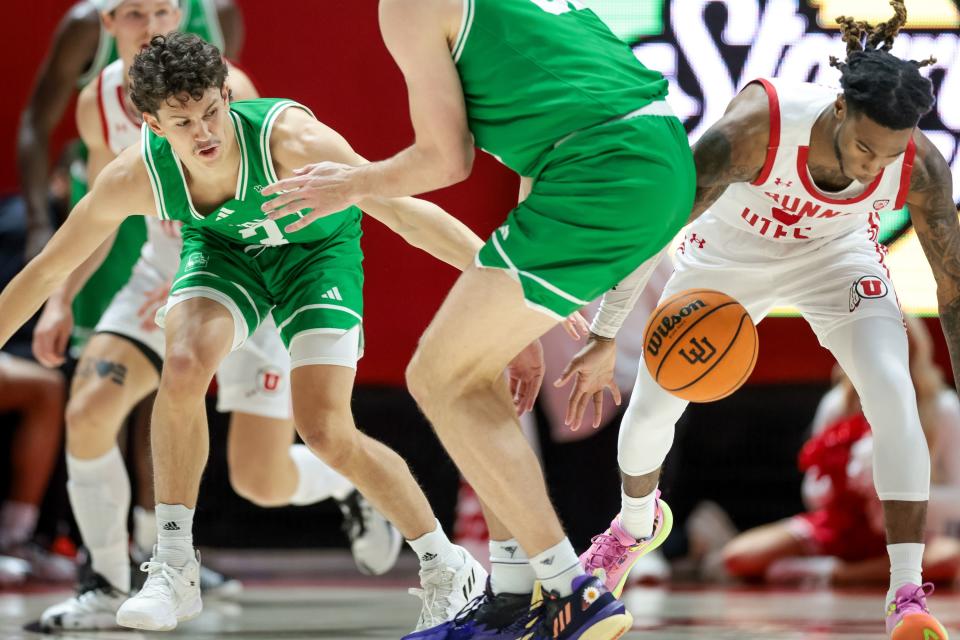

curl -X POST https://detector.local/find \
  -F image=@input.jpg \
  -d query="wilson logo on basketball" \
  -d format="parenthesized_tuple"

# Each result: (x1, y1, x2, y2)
(646, 299, 708, 357)
(679, 337, 717, 364)
(848, 276, 889, 312)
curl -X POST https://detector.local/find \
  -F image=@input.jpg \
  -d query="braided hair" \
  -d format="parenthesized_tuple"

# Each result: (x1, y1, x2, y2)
(829, 0, 935, 130)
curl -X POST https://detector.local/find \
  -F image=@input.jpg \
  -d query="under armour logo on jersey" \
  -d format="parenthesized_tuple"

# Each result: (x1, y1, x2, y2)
(498, 225, 510, 240)
(774, 177, 793, 187)
(162, 522, 181, 531)
(320, 287, 343, 301)
(215, 207, 235, 221)
(689, 233, 706, 249)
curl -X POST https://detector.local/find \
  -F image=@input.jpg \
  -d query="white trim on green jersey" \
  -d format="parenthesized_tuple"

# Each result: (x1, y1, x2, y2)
(141, 124, 171, 221)
(452, 0, 475, 63)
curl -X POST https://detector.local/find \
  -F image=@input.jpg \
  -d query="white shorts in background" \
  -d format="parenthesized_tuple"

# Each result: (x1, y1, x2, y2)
(668, 215, 902, 343)
(93, 259, 293, 420)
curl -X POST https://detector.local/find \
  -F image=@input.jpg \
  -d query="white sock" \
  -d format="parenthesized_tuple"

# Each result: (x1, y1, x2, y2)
(0, 501, 39, 548)
(887, 543, 925, 604)
(407, 519, 461, 570)
(288, 444, 355, 505)
(531, 538, 583, 597)
(489, 538, 535, 594)
(132, 506, 157, 556)
(66, 447, 131, 592)
(155, 503, 194, 568)
(620, 487, 656, 540)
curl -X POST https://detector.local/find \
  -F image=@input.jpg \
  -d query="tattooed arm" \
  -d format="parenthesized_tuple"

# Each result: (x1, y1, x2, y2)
(908, 132, 960, 395)
(688, 82, 770, 222)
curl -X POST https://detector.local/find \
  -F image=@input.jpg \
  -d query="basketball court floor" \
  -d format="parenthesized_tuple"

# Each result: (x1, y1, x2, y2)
(2, 551, 957, 639)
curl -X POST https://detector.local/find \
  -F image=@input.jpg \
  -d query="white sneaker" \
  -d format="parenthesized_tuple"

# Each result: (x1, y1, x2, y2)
(116, 549, 202, 631)
(337, 490, 403, 576)
(40, 572, 127, 631)
(408, 545, 487, 631)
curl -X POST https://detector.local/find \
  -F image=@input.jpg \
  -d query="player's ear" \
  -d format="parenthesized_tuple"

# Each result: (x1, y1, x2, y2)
(834, 94, 847, 121)
(221, 84, 231, 106)
(143, 112, 164, 137)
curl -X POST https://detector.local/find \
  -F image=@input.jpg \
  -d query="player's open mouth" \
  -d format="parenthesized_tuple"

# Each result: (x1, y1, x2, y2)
(197, 144, 219, 158)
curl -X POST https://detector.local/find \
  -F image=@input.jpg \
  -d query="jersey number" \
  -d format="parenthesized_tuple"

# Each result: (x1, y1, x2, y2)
(529, 0, 585, 15)
(240, 218, 288, 246)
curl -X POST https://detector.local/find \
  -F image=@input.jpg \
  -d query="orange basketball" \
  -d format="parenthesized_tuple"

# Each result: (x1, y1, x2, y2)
(643, 289, 758, 403)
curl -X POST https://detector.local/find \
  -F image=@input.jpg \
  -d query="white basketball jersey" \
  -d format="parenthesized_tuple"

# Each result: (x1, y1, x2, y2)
(709, 78, 916, 242)
(98, 60, 181, 279)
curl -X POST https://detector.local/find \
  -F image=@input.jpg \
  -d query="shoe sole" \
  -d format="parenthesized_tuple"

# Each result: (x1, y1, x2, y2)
(574, 611, 634, 640)
(116, 597, 202, 631)
(891, 612, 950, 640)
(356, 524, 404, 576)
(609, 501, 675, 599)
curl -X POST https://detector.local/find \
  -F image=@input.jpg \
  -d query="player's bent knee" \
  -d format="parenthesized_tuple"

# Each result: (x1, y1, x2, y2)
(162, 344, 221, 390)
(297, 417, 359, 470)
(228, 467, 287, 507)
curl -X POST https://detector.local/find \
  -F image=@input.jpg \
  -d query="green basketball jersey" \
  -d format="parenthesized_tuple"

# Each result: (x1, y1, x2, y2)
(78, 0, 225, 88)
(452, 0, 668, 176)
(140, 98, 362, 246)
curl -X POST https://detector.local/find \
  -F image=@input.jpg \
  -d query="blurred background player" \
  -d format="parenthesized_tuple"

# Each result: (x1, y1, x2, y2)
(723, 315, 960, 587)
(0, 353, 68, 584)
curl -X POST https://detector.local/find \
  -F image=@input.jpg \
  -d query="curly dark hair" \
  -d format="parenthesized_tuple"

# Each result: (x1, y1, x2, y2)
(829, 0, 935, 130)
(129, 32, 228, 116)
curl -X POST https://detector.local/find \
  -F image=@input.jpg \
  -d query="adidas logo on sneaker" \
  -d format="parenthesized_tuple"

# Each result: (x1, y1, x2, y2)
(420, 553, 438, 562)
(162, 522, 181, 531)
(320, 286, 343, 301)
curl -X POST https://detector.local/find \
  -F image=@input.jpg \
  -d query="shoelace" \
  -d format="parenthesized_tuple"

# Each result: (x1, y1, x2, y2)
(893, 583, 935, 614)
(408, 566, 456, 625)
(137, 561, 193, 601)
(583, 531, 630, 571)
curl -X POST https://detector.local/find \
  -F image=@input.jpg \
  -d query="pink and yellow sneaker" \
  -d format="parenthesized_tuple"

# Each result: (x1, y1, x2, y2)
(886, 583, 949, 639)
(579, 494, 673, 598)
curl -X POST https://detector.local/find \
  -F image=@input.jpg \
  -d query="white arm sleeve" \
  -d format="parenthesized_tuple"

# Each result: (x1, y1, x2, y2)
(590, 251, 666, 339)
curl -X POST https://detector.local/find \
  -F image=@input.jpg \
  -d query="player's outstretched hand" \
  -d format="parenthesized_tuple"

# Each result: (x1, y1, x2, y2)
(262, 162, 357, 233)
(137, 282, 171, 332)
(562, 311, 589, 340)
(554, 336, 620, 431)
(32, 300, 73, 368)
(507, 339, 545, 416)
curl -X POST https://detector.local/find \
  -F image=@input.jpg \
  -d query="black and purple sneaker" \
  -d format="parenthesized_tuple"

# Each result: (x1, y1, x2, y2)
(522, 575, 633, 640)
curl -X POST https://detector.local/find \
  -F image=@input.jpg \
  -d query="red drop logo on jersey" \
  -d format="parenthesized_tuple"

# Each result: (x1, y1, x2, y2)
(257, 367, 284, 394)
(849, 276, 889, 312)
(872, 199, 890, 211)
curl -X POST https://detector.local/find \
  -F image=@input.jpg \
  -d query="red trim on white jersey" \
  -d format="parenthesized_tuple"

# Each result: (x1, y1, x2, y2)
(894, 137, 917, 209)
(751, 78, 780, 187)
(796, 146, 884, 205)
(96, 71, 111, 153)
(867, 211, 891, 278)
(115, 86, 140, 127)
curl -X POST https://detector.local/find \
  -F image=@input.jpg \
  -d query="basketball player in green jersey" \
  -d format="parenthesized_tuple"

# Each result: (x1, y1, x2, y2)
(0, 32, 502, 632)
(262, 1, 695, 637)
(18, 0, 241, 349)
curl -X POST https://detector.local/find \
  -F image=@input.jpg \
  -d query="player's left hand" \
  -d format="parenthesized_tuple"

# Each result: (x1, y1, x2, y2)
(554, 335, 620, 430)
(137, 282, 172, 332)
(261, 162, 358, 233)
(507, 339, 545, 416)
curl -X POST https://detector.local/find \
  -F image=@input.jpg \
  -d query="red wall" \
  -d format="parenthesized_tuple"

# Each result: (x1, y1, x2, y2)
(3, 2, 953, 386)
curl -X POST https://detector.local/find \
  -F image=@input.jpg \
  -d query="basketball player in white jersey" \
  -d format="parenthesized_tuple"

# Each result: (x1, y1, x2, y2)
(31, 4, 399, 630)
(563, 4, 956, 637)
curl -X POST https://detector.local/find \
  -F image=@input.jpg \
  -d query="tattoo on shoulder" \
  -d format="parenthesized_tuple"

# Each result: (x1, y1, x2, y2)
(691, 128, 757, 216)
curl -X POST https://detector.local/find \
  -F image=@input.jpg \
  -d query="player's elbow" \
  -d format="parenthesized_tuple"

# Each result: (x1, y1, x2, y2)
(448, 144, 474, 183)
